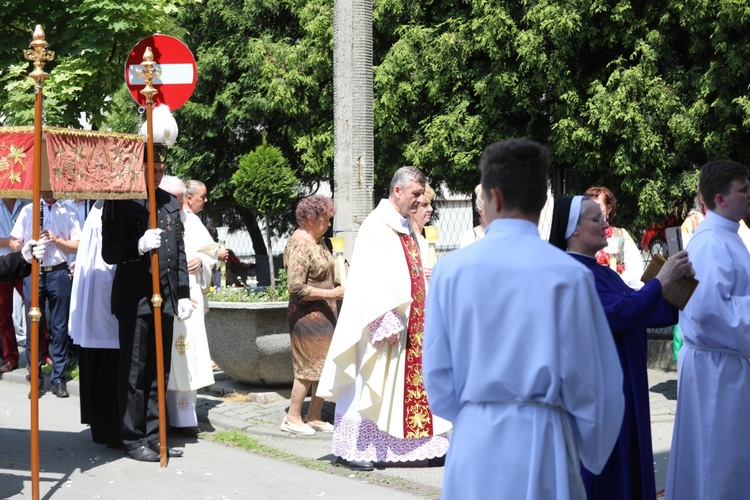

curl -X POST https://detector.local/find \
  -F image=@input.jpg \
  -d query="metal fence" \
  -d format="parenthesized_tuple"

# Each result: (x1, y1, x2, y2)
(223, 186, 673, 341)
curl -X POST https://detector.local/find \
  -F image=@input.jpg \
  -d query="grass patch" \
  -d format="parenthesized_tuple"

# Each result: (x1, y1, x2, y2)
(208, 429, 441, 496)
(40, 364, 79, 380)
(210, 429, 329, 472)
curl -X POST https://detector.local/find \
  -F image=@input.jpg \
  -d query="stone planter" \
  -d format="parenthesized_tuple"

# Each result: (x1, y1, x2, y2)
(205, 301, 293, 386)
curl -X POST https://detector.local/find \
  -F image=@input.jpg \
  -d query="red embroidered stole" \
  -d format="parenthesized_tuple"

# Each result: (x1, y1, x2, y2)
(398, 232, 433, 438)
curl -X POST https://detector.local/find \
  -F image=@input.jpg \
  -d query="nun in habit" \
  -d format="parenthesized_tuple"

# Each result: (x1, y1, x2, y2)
(549, 195, 693, 500)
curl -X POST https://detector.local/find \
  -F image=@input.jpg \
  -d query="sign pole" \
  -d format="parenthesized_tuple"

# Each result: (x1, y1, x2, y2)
(24, 25, 54, 500)
(136, 47, 168, 467)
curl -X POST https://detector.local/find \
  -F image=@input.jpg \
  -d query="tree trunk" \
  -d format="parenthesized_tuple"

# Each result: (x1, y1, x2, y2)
(237, 207, 267, 257)
(265, 214, 275, 292)
(333, 0, 374, 262)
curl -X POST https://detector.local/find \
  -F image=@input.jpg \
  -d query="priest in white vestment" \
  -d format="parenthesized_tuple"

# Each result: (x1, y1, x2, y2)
(666, 160, 750, 500)
(424, 139, 624, 499)
(317, 166, 451, 471)
(160, 176, 217, 430)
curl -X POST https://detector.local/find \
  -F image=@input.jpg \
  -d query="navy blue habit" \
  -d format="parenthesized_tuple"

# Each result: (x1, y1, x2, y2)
(569, 252, 676, 500)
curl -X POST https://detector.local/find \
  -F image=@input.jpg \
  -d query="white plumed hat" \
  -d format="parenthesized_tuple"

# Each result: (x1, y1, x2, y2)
(139, 104, 178, 146)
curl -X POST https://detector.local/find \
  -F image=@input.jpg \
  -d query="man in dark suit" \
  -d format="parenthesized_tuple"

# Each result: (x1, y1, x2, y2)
(101, 155, 193, 462)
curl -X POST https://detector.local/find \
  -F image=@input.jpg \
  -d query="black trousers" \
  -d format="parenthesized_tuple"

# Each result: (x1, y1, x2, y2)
(117, 313, 173, 450)
(79, 347, 120, 447)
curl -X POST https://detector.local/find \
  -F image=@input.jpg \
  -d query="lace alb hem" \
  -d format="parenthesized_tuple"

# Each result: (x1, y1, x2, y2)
(331, 412, 449, 463)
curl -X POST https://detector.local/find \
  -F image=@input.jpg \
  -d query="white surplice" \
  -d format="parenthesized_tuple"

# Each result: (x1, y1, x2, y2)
(68, 200, 118, 348)
(317, 199, 451, 462)
(424, 219, 624, 499)
(166, 210, 217, 427)
(665, 210, 750, 500)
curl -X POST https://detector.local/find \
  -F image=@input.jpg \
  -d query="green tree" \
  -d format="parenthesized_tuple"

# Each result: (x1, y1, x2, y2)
(99, 0, 750, 248)
(0, 0, 183, 128)
(372, 0, 750, 233)
(232, 138, 298, 289)
(166, 0, 333, 256)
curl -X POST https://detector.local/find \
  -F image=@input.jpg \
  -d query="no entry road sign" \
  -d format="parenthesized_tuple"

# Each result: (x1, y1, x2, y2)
(125, 34, 197, 110)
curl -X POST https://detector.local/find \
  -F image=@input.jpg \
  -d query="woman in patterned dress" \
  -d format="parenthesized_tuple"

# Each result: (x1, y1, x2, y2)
(280, 195, 344, 435)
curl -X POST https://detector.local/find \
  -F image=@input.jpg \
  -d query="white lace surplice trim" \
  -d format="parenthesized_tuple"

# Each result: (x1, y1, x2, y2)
(332, 412, 449, 463)
(369, 308, 404, 344)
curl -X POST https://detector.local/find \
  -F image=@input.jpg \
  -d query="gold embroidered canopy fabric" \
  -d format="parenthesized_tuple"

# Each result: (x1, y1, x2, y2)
(0, 126, 146, 199)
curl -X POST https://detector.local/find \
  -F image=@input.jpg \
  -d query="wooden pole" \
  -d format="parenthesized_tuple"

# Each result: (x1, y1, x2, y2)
(137, 47, 168, 467)
(24, 25, 54, 500)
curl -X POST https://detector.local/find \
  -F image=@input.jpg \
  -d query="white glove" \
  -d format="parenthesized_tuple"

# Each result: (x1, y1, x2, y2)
(177, 298, 193, 322)
(21, 239, 37, 263)
(32, 240, 46, 262)
(137, 228, 163, 255)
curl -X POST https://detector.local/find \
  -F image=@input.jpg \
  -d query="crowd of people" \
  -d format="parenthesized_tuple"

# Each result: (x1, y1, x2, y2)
(2, 135, 748, 499)
(275, 140, 750, 500)
(0, 143, 229, 462)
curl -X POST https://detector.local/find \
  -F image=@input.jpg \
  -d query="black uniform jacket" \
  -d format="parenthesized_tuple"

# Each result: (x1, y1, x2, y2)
(0, 251, 30, 282)
(101, 188, 189, 318)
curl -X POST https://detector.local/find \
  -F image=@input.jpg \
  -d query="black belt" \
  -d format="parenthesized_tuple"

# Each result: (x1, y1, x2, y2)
(41, 263, 68, 273)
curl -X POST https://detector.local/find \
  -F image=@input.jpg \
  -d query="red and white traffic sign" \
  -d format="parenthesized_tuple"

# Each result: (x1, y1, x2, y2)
(125, 34, 197, 110)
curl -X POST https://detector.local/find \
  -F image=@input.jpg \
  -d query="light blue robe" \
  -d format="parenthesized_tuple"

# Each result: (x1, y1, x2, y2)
(424, 218, 624, 500)
(666, 210, 750, 500)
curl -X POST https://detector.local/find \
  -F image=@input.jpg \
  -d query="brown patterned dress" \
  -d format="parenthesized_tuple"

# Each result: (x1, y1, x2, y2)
(283, 232, 338, 381)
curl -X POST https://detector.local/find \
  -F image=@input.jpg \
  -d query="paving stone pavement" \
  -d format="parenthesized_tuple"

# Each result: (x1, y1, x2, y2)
(2, 353, 679, 498)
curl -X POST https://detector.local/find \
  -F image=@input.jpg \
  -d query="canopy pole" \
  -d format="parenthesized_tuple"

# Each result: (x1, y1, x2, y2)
(24, 24, 54, 500)
(136, 47, 168, 467)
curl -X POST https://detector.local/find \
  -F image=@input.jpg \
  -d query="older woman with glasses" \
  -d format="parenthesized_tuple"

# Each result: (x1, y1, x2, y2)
(550, 195, 694, 500)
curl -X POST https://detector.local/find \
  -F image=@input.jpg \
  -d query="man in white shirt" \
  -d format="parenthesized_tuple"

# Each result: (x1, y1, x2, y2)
(665, 159, 750, 499)
(10, 197, 81, 397)
(423, 139, 625, 499)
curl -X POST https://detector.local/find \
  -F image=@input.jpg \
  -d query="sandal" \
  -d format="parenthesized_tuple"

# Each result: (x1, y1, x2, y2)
(304, 419, 334, 433)
(280, 417, 316, 436)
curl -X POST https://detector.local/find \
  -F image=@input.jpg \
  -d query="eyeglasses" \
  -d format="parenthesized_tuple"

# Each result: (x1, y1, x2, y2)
(586, 214, 608, 225)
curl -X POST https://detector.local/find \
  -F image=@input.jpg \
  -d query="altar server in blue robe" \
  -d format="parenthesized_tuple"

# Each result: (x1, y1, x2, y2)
(550, 195, 694, 500)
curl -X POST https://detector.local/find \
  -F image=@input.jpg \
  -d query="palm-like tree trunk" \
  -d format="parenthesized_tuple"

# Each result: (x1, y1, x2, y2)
(333, 0, 374, 260)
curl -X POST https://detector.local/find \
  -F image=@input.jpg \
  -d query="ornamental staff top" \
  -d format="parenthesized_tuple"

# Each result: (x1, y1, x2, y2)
(136, 46, 161, 104)
(24, 25, 55, 88)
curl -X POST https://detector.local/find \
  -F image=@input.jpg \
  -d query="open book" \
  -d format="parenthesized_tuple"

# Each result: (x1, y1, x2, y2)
(640, 254, 699, 310)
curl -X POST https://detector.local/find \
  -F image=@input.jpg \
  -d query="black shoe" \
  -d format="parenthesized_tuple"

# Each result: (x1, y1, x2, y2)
(169, 426, 200, 437)
(427, 455, 446, 467)
(334, 456, 374, 471)
(149, 444, 184, 458)
(51, 381, 69, 398)
(28, 383, 45, 399)
(126, 445, 159, 462)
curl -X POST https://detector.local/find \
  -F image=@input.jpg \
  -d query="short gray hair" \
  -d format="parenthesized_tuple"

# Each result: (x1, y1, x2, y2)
(186, 179, 206, 196)
(160, 175, 186, 201)
(389, 166, 426, 195)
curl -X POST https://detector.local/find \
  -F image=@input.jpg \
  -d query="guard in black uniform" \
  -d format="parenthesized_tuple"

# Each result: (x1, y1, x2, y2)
(101, 155, 192, 462)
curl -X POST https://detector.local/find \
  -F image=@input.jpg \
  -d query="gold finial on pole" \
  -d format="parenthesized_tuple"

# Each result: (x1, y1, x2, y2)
(24, 25, 55, 89)
(136, 46, 161, 104)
